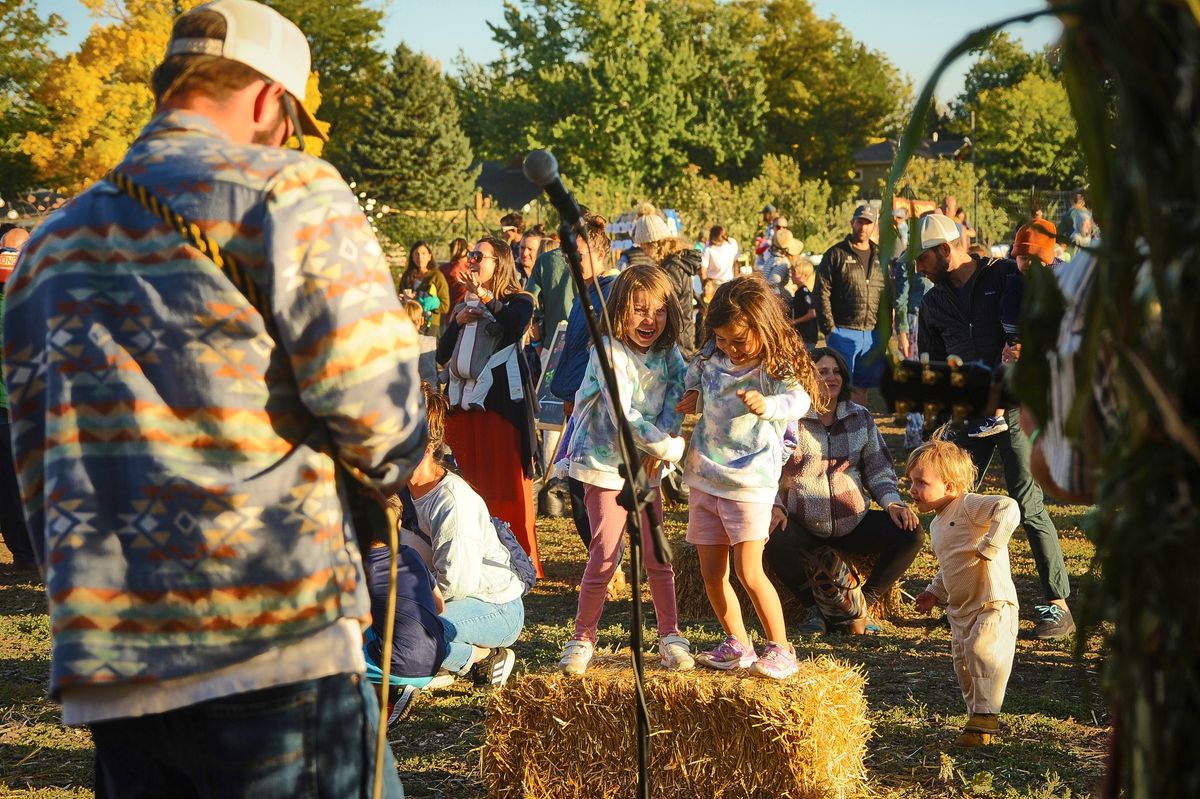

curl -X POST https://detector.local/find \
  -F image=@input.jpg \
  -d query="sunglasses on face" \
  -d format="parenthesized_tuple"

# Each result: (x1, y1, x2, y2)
(467, 251, 497, 265)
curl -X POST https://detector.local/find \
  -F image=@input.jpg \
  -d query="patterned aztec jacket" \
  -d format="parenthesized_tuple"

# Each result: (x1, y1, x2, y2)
(778, 401, 904, 537)
(684, 346, 811, 504)
(566, 337, 687, 491)
(2, 111, 427, 697)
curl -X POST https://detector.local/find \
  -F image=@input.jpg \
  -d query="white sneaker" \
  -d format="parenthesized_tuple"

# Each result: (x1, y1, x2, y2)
(658, 634, 695, 671)
(558, 639, 594, 675)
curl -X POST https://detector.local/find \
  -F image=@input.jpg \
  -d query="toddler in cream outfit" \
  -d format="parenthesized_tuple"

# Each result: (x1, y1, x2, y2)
(908, 432, 1020, 747)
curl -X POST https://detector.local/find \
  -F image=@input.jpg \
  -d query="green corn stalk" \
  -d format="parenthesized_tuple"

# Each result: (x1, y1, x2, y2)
(878, 3, 1200, 796)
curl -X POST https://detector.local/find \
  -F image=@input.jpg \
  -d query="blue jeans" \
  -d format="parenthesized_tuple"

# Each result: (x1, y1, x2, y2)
(439, 596, 525, 675)
(90, 673, 404, 798)
(826, 327, 884, 389)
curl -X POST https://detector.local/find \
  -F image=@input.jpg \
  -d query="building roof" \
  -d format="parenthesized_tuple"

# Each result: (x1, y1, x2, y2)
(853, 137, 971, 165)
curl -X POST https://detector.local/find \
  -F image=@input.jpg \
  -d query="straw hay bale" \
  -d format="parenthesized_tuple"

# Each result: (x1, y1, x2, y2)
(483, 654, 870, 799)
(671, 540, 903, 623)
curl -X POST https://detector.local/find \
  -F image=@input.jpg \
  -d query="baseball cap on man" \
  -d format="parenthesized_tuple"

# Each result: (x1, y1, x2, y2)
(167, 0, 326, 141)
(1011, 219, 1057, 264)
(853, 204, 879, 223)
(918, 213, 961, 252)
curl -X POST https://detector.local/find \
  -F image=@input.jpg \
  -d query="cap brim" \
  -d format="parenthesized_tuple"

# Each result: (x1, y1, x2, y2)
(292, 97, 328, 142)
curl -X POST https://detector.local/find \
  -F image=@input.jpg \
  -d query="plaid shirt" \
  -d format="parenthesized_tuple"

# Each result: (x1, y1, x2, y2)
(779, 401, 904, 537)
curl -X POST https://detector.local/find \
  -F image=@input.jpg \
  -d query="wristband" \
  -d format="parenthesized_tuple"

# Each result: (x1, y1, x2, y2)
(1028, 427, 1042, 447)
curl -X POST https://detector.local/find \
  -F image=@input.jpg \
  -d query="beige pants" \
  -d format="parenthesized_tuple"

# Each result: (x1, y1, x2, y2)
(948, 601, 1018, 715)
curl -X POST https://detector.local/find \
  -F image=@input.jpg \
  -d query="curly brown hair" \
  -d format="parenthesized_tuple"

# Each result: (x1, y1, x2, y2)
(702, 275, 828, 413)
(606, 263, 681, 353)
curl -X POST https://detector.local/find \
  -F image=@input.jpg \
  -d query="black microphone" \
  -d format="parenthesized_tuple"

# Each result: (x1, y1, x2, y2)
(522, 150, 583, 230)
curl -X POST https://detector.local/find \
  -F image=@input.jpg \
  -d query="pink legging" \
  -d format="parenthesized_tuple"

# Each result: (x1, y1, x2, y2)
(573, 483, 681, 643)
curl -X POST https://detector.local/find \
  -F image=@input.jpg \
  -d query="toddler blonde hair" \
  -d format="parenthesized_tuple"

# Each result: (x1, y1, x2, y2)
(400, 297, 424, 329)
(904, 427, 978, 496)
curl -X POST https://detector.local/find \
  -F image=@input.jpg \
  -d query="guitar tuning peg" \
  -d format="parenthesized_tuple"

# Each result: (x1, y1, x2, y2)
(922, 365, 939, 385)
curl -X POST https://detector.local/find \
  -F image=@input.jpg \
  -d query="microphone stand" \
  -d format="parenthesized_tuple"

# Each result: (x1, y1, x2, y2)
(556, 217, 671, 799)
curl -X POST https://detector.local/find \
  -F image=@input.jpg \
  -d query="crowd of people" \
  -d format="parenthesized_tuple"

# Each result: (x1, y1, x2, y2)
(364, 189, 1083, 743)
(0, 1, 1096, 794)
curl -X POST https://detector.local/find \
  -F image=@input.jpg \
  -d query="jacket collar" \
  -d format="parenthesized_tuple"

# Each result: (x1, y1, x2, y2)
(133, 110, 231, 147)
(804, 399, 860, 422)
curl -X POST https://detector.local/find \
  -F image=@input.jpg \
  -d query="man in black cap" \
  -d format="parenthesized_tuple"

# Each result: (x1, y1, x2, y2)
(816, 204, 886, 406)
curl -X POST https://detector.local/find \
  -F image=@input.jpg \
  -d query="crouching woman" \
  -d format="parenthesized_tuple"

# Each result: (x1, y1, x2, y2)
(407, 383, 529, 686)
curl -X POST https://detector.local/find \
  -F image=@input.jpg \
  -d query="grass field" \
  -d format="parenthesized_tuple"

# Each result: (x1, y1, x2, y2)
(0, 415, 1109, 798)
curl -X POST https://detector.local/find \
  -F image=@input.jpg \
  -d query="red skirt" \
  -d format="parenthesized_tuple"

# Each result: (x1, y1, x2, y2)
(444, 408, 543, 577)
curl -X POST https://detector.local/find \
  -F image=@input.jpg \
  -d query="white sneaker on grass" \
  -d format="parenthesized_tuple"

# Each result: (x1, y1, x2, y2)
(658, 634, 695, 671)
(558, 639, 594, 675)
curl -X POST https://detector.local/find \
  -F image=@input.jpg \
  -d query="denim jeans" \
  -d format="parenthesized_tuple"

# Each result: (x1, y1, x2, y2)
(90, 673, 404, 798)
(826, 327, 884, 389)
(439, 596, 525, 675)
(956, 407, 1071, 602)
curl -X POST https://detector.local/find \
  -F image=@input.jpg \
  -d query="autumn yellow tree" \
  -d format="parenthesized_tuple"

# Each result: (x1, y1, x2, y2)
(23, 0, 326, 193)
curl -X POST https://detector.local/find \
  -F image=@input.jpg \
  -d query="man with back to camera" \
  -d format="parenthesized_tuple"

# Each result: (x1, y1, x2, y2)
(816, 204, 887, 407)
(913, 213, 1074, 640)
(2, 1, 426, 794)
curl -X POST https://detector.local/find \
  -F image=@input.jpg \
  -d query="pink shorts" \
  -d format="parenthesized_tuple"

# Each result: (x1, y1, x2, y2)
(685, 488, 773, 546)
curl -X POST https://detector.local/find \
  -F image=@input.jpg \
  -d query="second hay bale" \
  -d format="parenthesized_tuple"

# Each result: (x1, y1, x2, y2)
(671, 539, 904, 622)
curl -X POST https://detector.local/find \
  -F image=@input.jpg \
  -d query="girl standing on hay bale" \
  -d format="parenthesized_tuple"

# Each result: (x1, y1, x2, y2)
(675, 275, 824, 680)
(557, 264, 692, 676)
(908, 431, 1020, 748)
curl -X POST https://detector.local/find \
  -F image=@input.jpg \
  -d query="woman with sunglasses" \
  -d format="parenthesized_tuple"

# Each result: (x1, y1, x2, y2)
(436, 237, 542, 577)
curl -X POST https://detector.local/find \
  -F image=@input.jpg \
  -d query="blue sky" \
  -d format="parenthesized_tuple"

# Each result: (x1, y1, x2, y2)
(42, 0, 1062, 105)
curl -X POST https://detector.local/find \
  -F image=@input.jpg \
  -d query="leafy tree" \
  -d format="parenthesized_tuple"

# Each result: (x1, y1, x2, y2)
(459, 0, 763, 191)
(0, 0, 65, 192)
(755, 0, 912, 193)
(953, 31, 1048, 119)
(22, 0, 330, 192)
(344, 43, 477, 222)
(266, 0, 386, 171)
(972, 72, 1084, 189)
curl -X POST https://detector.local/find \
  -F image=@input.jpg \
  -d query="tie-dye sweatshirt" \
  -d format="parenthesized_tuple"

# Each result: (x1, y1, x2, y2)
(567, 338, 687, 490)
(683, 348, 811, 503)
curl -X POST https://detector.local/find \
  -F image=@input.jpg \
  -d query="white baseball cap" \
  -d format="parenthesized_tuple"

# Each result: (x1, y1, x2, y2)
(918, 213, 961, 252)
(167, 0, 326, 141)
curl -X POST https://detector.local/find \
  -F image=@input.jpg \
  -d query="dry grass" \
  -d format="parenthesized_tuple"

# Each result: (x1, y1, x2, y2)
(483, 653, 870, 799)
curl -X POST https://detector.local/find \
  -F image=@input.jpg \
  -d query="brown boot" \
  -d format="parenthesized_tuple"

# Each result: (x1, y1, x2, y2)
(955, 713, 1000, 747)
